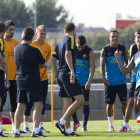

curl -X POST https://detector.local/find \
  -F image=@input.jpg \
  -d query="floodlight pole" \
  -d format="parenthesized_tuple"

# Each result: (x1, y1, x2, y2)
(34, 0, 37, 29)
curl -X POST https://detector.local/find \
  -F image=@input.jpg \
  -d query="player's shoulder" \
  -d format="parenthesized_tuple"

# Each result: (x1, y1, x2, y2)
(29, 44, 42, 53)
(12, 38, 20, 44)
(44, 42, 51, 49)
(118, 44, 126, 49)
(85, 45, 92, 51)
(130, 43, 137, 49)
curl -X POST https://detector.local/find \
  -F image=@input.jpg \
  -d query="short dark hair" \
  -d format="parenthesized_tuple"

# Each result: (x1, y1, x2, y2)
(5, 20, 15, 30)
(21, 26, 34, 41)
(135, 29, 140, 37)
(110, 30, 119, 36)
(0, 21, 6, 33)
(64, 23, 75, 33)
(77, 35, 86, 46)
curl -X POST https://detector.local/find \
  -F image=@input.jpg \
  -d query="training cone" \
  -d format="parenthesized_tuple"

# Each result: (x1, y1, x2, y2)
(1, 116, 12, 124)
(136, 115, 140, 123)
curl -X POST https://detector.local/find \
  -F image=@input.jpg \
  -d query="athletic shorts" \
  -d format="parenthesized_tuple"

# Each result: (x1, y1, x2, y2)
(134, 86, 140, 99)
(129, 82, 136, 98)
(0, 70, 4, 98)
(58, 72, 83, 98)
(7, 80, 17, 112)
(17, 89, 43, 103)
(72, 86, 90, 102)
(104, 83, 127, 104)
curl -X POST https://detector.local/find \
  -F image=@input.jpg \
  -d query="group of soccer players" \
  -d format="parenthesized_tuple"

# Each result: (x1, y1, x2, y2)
(0, 19, 140, 138)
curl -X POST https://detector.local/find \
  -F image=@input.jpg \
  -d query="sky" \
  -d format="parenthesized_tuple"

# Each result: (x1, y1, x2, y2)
(23, 0, 140, 31)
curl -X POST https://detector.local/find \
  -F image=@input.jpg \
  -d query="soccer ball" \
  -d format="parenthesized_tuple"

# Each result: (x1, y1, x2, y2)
(136, 115, 140, 123)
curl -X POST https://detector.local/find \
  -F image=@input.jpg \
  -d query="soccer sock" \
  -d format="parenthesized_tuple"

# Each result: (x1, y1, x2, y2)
(15, 129, 20, 134)
(12, 122, 15, 131)
(39, 121, 43, 128)
(65, 127, 72, 134)
(72, 112, 79, 124)
(24, 121, 29, 130)
(123, 116, 125, 121)
(108, 116, 113, 126)
(33, 127, 39, 134)
(59, 118, 66, 125)
(83, 105, 90, 126)
(0, 122, 2, 132)
(124, 122, 129, 128)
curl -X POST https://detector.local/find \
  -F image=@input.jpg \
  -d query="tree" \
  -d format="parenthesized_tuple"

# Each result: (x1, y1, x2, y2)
(0, 0, 33, 27)
(31, 0, 68, 28)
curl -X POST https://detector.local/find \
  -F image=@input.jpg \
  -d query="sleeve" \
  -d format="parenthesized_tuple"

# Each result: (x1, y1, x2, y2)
(0, 40, 5, 57)
(65, 37, 75, 51)
(52, 45, 58, 59)
(46, 45, 51, 60)
(36, 48, 45, 64)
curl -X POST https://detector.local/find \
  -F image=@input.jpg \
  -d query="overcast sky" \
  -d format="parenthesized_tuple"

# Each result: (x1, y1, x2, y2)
(23, 0, 140, 30)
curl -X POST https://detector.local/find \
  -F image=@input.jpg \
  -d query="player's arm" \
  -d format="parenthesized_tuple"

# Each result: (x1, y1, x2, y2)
(115, 49, 135, 75)
(50, 56, 57, 78)
(3, 58, 10, 88)
(65, 50, 75, 82)
(85, 50, 95, 91)
(100, 49, 109, 86)
(0, 52, 5, 71)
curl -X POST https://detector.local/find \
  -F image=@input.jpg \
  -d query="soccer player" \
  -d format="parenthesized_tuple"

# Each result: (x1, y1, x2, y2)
(4, 20, 20, 133)
(14, 26, 47, 137)
(23, 25, 51, 133)
(118, 31, 140, 132)
(51, 23, 84, 136)
(0, 21, 10, 137)
(114, 31, 140, 134)
(72, 35, 95, 132)
(100, 30, 128, 131)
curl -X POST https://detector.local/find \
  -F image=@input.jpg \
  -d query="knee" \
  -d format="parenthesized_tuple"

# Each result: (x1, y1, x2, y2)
(107, 104, 113, 109)
(137, 98, 140, 106)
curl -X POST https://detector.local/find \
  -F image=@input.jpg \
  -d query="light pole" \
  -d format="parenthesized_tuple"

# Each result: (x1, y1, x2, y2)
(34, 0, 37, 29)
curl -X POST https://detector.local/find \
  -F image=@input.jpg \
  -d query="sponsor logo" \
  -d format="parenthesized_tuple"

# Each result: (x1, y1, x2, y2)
(110, 58, 117, 63)
(108, 53, 111, 55)
(45, 49, 48, 53)
(83, 54, 87, 58)
(8, 51, 14, 56)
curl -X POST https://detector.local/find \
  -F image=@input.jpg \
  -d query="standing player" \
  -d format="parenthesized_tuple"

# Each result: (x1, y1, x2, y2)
(100, 30, 128, 131)
(0, 21, 10, 137)
(23, 25, 51, 133)
(51, 23, 84, 136)
(114, 31, 140, 134)
(72, 35, 95, 132)
(14, 26, 47, 137)
(118, 31, 140, 132)
(4, 20, 20, 133)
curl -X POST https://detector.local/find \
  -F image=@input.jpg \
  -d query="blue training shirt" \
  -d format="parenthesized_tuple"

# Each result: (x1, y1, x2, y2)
(133, 51, 140, 89)
(76, 45, 92, 86)
(104, 44, 126, 85)
(129, 44, 138, 82)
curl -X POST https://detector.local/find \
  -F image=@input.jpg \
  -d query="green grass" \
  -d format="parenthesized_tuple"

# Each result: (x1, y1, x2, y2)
(2, 120, 140, 139)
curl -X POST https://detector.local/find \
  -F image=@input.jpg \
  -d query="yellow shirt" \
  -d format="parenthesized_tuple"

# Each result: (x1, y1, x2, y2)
(31, 41, 51, 81)
(4, 38, 20, 80)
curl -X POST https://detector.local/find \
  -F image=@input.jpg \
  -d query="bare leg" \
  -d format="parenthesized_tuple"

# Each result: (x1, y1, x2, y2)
(121, 101, 127, 116)
(106, 104, 113, 117)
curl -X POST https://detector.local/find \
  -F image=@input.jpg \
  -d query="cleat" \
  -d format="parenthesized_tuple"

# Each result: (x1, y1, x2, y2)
(108, 126, 114, 131)
(118, 126, 127, 132)
(68, 132, 81, 136)
(0, 131, 8, 137)
(2, 131, 9, 136)
(128, 126, 132, 131)
(24, 127, 32, 133)
(13, 133, 21, 137)
(72, 121, 81, 132)
(132, 129, 140, 135)
(20, 129, 27, 133)
(55, 121, 68, 136)
(40, 127, 50, 133)
(82, 126, 87, 132)
(31, 131, 48, 137)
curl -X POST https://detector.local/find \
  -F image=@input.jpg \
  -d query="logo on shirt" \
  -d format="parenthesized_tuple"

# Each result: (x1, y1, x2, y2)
(108, 53, 111, 55)
(83, 54, 87, 58)
(8, 51, 14, 56)
(45, 49, 48, 53)
(110, 58, 117, 63)
(119, 51, 122, 54)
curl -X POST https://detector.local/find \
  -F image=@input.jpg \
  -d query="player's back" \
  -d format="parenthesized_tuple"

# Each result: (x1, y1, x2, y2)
(54, 35, 76, 73)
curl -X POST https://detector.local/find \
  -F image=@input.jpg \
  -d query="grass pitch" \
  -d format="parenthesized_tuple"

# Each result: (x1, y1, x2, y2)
(2, 120, 140, 140)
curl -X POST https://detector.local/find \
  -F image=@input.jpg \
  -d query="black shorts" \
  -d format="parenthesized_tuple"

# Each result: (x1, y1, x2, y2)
(8, 80, 17, 112)
(17, 89, 43, 103)
(104, 83, 127, 104)
(0, 70, 4, 98)
(134, 86, 140, 99)
(129, 82, 136, 98)
(58, 72, 83, 98)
